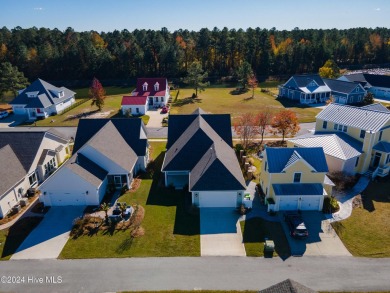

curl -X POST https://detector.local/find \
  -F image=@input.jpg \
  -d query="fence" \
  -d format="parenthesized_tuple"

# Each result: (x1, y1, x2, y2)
(57, 98, 90, 115)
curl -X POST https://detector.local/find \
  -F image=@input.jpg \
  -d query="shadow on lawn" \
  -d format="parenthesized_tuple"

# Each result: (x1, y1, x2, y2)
(64, 109, 100, 121)
(1, 217, 43, 259)
(361, 177, 390, 212)
(276, 97, 313, 109)
(173, 96, 202, 108)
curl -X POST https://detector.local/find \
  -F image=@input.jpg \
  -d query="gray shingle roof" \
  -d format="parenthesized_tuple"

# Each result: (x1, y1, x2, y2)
(0, 145, 26, 197)
(73, 118, 147, 156)
(259, 278, 317, 293)
(37, 149, 56, 165)
(66, 153, 108, 187)
(289, 132, 362, 160)
(273, 183, 325, 196)
(192, 108, 207, 115)
(10, 78, 76, 109)
(293, 74, 326, 87)
(373, 141, 390, 153)
(265, 147, 328, 173)
(341, 73, 390, 89)
(316, 103, 390, 132)
(82, 121, 138, 172)
(361, 103, 390, 113)
(323, 78, 363, 94)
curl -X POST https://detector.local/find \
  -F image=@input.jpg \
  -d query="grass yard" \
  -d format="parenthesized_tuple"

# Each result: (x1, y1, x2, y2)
(170, 87, 321, 123)
(332, 179, 390, 257)
(0, 217, 43, 260)
(240, 218, 290, 259)
(60, 141, 200, 259)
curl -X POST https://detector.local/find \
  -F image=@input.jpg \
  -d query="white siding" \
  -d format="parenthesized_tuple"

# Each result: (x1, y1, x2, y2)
(54, 97, 75, 113)
(0, 179, 27, 218)
(121, 104, 147, 115)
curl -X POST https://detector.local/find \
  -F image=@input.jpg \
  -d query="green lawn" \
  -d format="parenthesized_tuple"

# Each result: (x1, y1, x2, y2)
(60, 142, 200, 259)
(0, 217, 43, 261)
(240, 218, 290, 259)
(332, 179, 390, 257)
(170, 87, 320, 123)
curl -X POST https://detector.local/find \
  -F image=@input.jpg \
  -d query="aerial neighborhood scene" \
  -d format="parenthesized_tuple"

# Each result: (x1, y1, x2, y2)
(1, 1, 390, 292)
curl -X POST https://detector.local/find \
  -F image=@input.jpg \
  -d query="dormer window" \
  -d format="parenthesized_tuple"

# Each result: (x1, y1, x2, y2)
(59, 91, 64, 98)
(143, 82, 148, 91)
(154, 82, 159, 91)
(26, 91, 39, 98)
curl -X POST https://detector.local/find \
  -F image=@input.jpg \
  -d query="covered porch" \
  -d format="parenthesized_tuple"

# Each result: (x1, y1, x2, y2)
(299, 92, 330, 104)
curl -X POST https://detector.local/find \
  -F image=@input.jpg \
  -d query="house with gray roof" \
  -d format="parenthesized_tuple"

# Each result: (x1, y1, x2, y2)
(323, 78, 366, 104)
(162, 108, 246, 208)
(0, 131, 70, 218)
(259, 147, 332, 211)
(39, 118, 148, 206)
(289, 103, 390, 177)
(339, 73, 390, 99)
(10, 79, 76, 120)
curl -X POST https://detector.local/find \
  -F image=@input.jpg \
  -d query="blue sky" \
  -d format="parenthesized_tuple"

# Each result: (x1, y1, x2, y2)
(1, 0, 389, 32)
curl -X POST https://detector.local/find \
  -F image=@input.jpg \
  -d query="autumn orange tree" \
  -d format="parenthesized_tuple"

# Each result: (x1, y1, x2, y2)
(248, 74, 258, 98)
(271, 110, 300, 142)
(89, 77, 106, 111)
(233, 112, 257, 150)
(255, 107, 272, 145)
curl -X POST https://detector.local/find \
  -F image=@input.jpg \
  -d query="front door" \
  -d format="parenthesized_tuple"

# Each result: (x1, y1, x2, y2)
(114, 175, 122, 189)
(148, 97, 153, 106)
(372, 153, 381, 168)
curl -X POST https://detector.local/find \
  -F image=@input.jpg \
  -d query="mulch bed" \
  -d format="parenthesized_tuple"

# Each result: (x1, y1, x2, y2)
(129, 178, 142, 192)
(352, 194, 363, 209)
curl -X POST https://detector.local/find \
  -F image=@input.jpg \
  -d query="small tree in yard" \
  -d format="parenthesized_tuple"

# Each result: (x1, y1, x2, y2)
(363, 92, 374, 105)
(248, 74, 258, 98)
(89, 77, 106, 111)
(0, 62, 29, 101)
(255, 107, 272, 145)
(236, 61, 253, 90)
(233, 112, 257, 150)
(183, 61, 209, 98)
(100, 202, 110, 224)
(271, 110, 300, 142)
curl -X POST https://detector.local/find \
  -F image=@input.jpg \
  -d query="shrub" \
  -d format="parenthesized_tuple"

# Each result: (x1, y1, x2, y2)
(322, 196, 340, 214)
(328, 171, 358, 191)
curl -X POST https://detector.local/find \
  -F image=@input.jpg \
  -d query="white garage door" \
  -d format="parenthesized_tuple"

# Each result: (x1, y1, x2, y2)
(300, 197, 321, 210)
(278, 197, 299, 211)
(198, 191, 237, 208)
(49, 192, 86, 206)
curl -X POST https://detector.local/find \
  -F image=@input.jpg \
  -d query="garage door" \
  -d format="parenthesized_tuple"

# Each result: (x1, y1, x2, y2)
(278, 197, 299, 211)
(198, 191, 237, 208)
(49, 192, 86, 206)
(166, 174, 189, 189)
(300, 197, 321, 210)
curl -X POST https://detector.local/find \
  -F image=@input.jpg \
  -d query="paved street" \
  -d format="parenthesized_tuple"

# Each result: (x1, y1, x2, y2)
(1, 257, 390, 292)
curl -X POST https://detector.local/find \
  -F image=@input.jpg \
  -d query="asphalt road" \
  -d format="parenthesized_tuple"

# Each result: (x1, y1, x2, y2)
(0, 256, 389, 292)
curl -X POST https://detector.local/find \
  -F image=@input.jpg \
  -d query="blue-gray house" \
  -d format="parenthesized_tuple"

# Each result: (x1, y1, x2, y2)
(323, 78, 366, 104)
(339, 73, 390, 100)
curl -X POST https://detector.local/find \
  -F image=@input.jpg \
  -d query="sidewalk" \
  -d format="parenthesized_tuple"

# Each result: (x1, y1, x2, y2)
(325, 176, 370, 223)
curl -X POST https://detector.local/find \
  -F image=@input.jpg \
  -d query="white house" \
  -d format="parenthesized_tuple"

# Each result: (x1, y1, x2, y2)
(10, 79, 76, 120)
(39, 118, 149, 206)
(121, 96, 148, 115)
(0, 131, 70, 218)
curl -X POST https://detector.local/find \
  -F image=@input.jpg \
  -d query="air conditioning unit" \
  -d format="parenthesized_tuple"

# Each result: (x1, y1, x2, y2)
(20, 198, 29, 207)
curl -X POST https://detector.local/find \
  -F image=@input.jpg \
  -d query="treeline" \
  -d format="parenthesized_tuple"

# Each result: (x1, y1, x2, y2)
(1, 26, 390, 82)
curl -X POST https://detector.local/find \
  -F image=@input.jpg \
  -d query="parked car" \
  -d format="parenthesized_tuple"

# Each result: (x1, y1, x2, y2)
(0, 111, 9, 119)
(161, 106, 169, 114)
(284, 211, 308, 239)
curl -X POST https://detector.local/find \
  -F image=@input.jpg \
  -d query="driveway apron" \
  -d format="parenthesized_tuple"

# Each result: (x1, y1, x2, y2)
(200, 208, 246, 256)
(11, 206, 85, 260)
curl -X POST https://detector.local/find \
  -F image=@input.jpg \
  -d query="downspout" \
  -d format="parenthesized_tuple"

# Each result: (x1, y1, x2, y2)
(362, 130, 375, 173)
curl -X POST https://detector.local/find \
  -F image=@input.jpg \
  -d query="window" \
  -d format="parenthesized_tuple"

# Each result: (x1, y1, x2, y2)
(338, 124, 343, 131)
(334, 124, 338, 130)
(264, 161, 267, 171)
(322, 121, 327, 129)
(386, 154, 390, 164)
(154, 82, 159, 91)
(343, 125, 348, 132)
(44, 158, 57, 175)
(142, 82, 148, 91)
(136, 108, 139, 114)
(155, 97, 158, 102)
(355, 157, 360, 167)
(160, 96, 164, 102)
(360, 130, 366, 139)
(379, 131, 383, 141)
(293, 172, 301, 183)
(29, 172, 37, 186)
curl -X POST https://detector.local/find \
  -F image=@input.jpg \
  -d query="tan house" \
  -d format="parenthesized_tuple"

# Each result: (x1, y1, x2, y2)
(288, 103, 390, 178)
(259, 147, 333, 212)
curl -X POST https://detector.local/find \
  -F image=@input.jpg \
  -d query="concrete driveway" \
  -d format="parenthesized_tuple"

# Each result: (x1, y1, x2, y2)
(146, 109, 168, 128)
(0, 113, 27, 127)
(11, 206, 85, 260)
(200, 208, 246, 256)
(281, 211, 351, 256)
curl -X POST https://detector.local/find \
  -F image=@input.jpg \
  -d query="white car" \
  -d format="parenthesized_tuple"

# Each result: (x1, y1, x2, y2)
(0, 111, 9, 119)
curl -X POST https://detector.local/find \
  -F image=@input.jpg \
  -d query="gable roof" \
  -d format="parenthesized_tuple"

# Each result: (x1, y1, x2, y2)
(0, 131, 46, 172)
(316, 103, 390, 132)
(65, 153, 108, 187)
(323, 78, 364, 94)
(284, 74, 331, 94)
(259, 278, 317, 293)
(0, 145, 26, 196)
(289, 132, 362, 160)
(82, 121, 138, 171)
(341, 73, 390, 88)
(132, 78, 168, 97)
(373, 141, 390, 153)
(121, 96, 148, 106)
(73, 118, 147, 156)
(167, 113, 232, 149)
(10, 78, 76, 109)
(265, 147, 328, 173)
(163, 109, 245, 191)
(361, 103, 390, 113)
